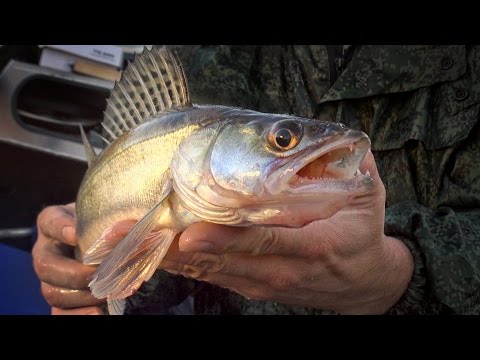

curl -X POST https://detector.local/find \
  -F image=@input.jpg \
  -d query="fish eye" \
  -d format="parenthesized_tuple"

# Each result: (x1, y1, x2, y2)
(268, 122, 302, 151)
(275, 128, 294, 148)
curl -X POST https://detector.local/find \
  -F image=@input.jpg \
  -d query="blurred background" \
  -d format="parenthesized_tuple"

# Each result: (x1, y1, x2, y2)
(0, 45, 150, 314)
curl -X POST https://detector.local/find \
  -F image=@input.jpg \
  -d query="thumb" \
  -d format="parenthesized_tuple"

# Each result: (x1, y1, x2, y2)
(352, 150, 386, 203)
(359, 150, 381, 183)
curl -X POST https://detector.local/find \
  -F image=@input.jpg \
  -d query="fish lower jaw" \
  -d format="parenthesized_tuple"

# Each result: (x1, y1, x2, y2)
(288, 168, 370, 188)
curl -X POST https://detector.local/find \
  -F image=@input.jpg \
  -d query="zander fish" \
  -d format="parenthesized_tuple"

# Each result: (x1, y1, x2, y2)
(75, 46, 373, 315)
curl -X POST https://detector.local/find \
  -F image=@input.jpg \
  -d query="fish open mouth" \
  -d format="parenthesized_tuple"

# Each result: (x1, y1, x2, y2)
(287, 132, 371, 190)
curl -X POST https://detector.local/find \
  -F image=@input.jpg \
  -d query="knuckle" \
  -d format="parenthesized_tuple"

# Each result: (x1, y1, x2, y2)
(180, 264, 205, 279)
(36, 206, 54, 228)
(180, 253, 225, 279)
(305, 240, 332, 260)
(160, 259, 183, 275)
(31, 238, 43, 258)
(191, 253, 222, 272)
(41, 283, 62, 307)
(255, 228, 280, 255)
(37, 205, 75, 238)
(70, 272, 88, 290)
(33, 254, 49, 279)
(206, 254, 227, 274)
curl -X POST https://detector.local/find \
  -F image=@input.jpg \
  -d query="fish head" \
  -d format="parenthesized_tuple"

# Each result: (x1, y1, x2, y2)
(173, 110, 373, 227)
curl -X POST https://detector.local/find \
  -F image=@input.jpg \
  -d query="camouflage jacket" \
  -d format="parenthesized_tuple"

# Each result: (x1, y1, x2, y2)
(127, 45, 480, 315)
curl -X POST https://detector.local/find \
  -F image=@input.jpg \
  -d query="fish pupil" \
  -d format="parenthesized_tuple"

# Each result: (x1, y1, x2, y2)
(276, 129, 292, 148)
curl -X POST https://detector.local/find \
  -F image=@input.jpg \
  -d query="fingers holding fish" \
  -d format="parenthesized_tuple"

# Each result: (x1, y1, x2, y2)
(349, 150, 384, 199)
(161, 249, 339, 307)
(359, 150, 378, 180)
(162, 252, 303, 286)
(33, 251, 97, 290)
(33, 205, 96, 289)
(161, 156, 409, 314)
(34, 249, 105, 310)
(178, 222, 332, 258)
(35, 203, 77, 247)
(51, 306, 104, 315)
(41, 282, 104, 309)
(178, 223, 279, 255)
(164, 235, 318, 292)
(162, 236, 409, 314)
(32, 203, 107, 313)
(162, 243, 230, 278)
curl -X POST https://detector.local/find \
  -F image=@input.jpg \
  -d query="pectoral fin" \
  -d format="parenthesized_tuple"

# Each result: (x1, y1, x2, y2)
(88, 182, 176, 302)
(83, 220, 137, 265)
(108, 298, 127, 316)
(89, 218, 176, 301)
(86, 179, 175, 316)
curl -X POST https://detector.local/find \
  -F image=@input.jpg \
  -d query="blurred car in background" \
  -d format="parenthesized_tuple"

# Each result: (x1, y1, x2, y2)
(0, 45, 149, 314)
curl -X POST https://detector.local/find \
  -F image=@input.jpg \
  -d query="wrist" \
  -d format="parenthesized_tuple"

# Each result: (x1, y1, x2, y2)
(377, 235, 415, 313)
(348, 235, 414, 315)
(386, 234, 429, 314)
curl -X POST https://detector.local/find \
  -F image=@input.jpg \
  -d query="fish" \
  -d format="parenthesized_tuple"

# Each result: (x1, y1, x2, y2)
(75, 46, 373, 315)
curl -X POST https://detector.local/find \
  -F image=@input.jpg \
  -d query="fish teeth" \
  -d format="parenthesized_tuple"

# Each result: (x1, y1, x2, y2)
(366, 170, 371, 177)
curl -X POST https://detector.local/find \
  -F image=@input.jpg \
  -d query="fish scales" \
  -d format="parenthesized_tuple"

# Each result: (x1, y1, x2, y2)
(75, 47, 373, 314)
(76, 107, 231, 256)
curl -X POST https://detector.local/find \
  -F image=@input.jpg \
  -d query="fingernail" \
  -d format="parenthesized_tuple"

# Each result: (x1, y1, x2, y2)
(180, 240, 214, 253)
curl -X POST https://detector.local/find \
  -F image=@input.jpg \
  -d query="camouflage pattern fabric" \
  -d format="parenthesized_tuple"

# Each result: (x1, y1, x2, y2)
(127, 45, 480, 315)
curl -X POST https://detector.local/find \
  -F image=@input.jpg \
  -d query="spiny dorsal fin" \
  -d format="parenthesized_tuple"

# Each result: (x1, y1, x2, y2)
(79, 125, 97, 167)
(101, 46, 191, 142)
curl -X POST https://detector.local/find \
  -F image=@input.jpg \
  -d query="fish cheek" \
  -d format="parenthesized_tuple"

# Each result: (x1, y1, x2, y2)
(209, 126, 271, 196)
(172, 127, 219, 190)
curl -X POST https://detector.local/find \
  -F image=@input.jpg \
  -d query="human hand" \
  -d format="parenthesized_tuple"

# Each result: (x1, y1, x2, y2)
(32, 203, 104, 315)
(161, 151, 414, 314)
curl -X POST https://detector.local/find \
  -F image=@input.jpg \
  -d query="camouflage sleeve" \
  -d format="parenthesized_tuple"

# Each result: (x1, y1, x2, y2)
(385, 205, 480, 314)
(168, 45, 480, 315)
(384, 125, 480, 314)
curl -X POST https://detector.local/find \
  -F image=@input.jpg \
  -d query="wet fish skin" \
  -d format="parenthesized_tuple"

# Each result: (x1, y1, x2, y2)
(76, 105, 370, 255)
(74, 47, 372, 314)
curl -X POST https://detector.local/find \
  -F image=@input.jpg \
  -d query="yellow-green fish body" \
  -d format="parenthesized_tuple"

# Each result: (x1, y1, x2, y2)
(76, 47, 373, 315)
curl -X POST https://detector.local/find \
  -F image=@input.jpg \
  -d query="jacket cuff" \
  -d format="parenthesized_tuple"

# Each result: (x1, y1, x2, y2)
(385, 234, 429, 314)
